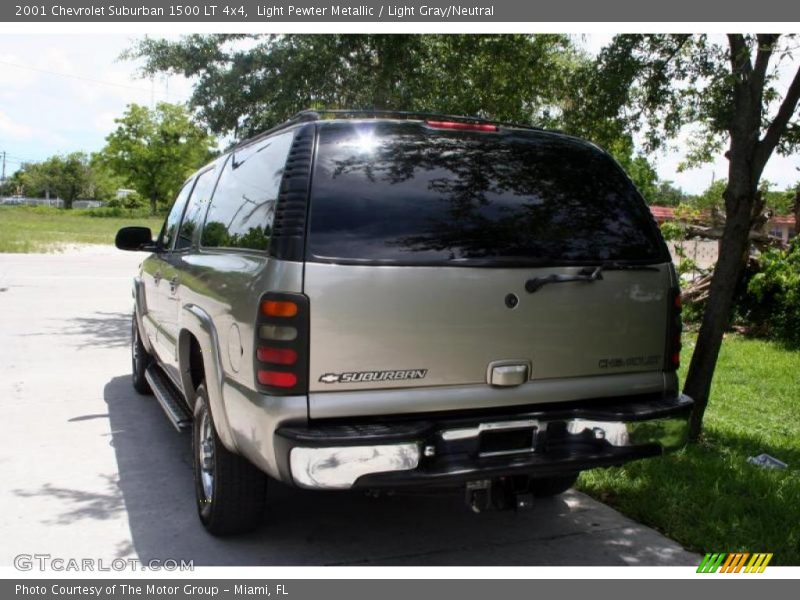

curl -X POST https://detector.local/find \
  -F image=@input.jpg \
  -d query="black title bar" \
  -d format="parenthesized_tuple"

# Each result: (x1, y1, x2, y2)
(2, 1, 799, 22)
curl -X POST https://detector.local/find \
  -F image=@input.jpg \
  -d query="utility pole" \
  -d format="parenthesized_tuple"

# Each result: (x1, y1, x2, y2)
(1, 151, 6, 183)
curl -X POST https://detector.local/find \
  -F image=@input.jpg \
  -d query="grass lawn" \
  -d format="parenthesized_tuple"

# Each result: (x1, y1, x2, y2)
(579, 334, 800, 564)
(0, 206, 163, 253)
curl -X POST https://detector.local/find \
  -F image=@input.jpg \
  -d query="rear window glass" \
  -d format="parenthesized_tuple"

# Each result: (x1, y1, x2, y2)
(307, 122, 664, 265)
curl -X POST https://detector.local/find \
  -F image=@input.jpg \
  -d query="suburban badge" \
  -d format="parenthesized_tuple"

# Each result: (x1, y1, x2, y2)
(318, 369, 428, 384)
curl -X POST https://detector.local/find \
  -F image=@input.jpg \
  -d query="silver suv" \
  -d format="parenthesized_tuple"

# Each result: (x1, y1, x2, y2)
(116, 110, 692, 535)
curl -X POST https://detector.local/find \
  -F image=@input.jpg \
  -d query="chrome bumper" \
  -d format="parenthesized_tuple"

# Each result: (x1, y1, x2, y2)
(278, 393, 693, 490)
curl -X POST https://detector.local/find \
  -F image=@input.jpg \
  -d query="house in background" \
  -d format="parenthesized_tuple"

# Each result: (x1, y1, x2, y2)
(648, 205, 797, 271)
(649, 205, 677, 225)
(115, 188, 137, 200)
(767, 215, 797, 244)
(648, 205, 797, 243)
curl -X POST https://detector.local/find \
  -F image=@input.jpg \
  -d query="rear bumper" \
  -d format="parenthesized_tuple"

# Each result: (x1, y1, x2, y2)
(276, 393, 693, 489)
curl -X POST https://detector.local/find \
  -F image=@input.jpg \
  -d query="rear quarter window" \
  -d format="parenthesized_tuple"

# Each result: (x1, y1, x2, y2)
(307, 122, 665, 265)
(201, 130, 295, 251)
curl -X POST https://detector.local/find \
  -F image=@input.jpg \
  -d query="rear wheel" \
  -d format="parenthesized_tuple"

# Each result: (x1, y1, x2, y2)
(131, 314, 152, 395)
(531, 473, 579, 497)
(193, 383, 267, 535)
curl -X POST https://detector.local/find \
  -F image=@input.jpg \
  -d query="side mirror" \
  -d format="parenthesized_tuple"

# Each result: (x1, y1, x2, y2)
(115, 226, 156, 252)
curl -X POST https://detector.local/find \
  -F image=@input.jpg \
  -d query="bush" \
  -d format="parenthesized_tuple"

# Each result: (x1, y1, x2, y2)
(104, 190, 147, 210)
(738, 239, 800, 347)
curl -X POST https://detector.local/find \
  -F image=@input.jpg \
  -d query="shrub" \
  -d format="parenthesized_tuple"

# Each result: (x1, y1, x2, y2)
(104, 190, 147, 210)
(739, 239, 800, 347)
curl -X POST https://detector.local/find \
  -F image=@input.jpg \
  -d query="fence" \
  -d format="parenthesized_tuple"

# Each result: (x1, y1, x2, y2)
(0, 197, 104, 209)
(667, 239, 719, 276)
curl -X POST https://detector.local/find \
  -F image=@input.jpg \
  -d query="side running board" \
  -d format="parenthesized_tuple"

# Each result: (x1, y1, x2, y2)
(144, 365, 192, 431)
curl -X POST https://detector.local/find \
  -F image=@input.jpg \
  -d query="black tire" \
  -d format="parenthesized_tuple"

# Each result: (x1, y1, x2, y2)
(193, 383, 267, 535)
(531, 473, 579, 498)
(131, 313, 153, 395)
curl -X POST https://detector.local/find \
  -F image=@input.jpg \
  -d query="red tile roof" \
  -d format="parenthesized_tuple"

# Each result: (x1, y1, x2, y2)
(649, 206, 675, 220)
(771, 215, 797, 226)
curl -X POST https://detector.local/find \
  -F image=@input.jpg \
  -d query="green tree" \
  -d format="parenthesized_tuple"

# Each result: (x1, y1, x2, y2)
(127, 34, 660, 207)
(88, 153, 127, 203)
(650, 181, 689, 207)
(0, 168, 33, 197)
(584, 34, 800, 439)
(692, 179, 727, 213)
(23, 153, 95, 209)
(607, 141, 660, 202)
(101, 102, 215, 214)
(690, 179, 795, 219)
(125, 34, 585, 137)
(760, 182, 797, 216)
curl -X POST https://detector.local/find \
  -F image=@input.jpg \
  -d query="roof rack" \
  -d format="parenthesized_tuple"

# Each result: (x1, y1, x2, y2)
(232, 108, 559, 151)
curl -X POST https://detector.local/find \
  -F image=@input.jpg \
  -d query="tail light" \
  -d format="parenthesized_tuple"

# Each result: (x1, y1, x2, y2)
(255, 292, 309, 395)
(665, 288, 683, 371)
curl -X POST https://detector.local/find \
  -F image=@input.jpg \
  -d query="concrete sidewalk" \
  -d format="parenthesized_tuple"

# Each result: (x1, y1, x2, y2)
(0, 246, 700, 566)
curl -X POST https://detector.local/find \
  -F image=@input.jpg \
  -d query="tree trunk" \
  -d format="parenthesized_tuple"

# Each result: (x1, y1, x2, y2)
(683, 191, 753, 440)
(150, 196, 158, 216)
(682, 34, 768, 441)
(683, 112, 760, 440)
(63, 197, 73, 210)
(682, 36, 800, 439)
(371, 36, 405, 109)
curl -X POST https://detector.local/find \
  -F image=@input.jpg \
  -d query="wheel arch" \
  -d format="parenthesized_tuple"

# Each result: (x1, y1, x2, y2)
(132, 276, 154, 355)
(179, 304, 239, 454)
(178, 331, 205, 411)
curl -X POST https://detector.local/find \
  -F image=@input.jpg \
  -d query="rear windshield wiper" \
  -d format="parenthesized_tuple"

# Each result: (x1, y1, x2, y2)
(524, 262, 661, 294)
(525, 266, 603, 294)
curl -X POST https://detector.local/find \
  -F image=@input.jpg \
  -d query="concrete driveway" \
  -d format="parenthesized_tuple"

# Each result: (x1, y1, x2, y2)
(0, 247, 699, 566)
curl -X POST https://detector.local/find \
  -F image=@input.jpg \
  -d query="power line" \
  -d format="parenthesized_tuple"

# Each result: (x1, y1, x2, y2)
(0, 149, 41, 164)
(3, 153, 38, 163)
(0, 59, 182, 101)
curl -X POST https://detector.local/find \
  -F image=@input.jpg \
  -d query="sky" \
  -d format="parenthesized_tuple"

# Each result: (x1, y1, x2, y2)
(0, 33, 798, 195)
(0, 35, 194, 177)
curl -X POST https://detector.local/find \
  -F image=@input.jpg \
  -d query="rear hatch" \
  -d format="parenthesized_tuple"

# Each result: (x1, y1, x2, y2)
(303, 120, 672, 394)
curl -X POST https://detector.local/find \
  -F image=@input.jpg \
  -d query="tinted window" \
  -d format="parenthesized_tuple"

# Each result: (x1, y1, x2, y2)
(176, 167, 217, 251)
(201, 130, 295, 251)
(160, 179, 194, 251)
(307, 122, 664, 265)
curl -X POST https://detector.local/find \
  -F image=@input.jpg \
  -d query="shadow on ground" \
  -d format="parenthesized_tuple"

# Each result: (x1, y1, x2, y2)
(23, 311, 131, 350)
(91, 375, 697, 566)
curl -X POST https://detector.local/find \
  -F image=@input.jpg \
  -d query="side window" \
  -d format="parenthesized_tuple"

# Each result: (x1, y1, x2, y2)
(159, 179, 194, 251)
(201, 130, 295, 251)
(175, 167, 218, 251)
